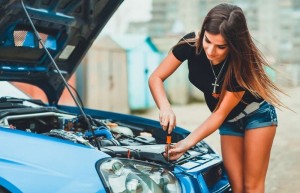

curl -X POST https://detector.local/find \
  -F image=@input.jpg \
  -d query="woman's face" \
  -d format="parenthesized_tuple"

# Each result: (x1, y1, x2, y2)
(202, 31, 229, 65)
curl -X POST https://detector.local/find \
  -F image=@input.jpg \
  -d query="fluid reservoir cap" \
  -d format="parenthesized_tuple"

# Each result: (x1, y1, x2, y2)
(111, 126, 134, 136)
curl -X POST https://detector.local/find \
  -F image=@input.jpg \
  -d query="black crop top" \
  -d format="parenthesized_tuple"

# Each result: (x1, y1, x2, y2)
(172, 32, 263, 120)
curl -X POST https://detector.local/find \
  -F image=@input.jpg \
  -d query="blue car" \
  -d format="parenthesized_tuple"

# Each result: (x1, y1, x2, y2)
(0, 0, 231, 192)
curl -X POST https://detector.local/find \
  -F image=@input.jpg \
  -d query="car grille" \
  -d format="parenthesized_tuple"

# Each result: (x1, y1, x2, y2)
(201, 164, 223, 188)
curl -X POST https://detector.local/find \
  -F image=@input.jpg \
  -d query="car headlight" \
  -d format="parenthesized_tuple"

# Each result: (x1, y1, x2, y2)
(97, 158, 181, 193)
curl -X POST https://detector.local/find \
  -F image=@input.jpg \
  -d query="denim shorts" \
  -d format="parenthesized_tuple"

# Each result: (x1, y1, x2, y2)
(219, 101, 278, 137)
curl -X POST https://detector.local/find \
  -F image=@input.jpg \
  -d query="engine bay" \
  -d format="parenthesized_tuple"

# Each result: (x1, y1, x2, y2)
(0, 107, 219, 167)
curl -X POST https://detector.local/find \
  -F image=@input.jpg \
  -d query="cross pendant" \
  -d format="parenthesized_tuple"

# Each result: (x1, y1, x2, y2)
(212, 79, 220, 98)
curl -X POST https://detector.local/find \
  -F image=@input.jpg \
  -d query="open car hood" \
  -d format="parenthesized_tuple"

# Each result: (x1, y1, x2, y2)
(0, 0, 123, 104)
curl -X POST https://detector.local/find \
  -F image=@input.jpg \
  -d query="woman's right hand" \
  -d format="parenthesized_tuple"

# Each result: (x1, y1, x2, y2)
(159, 107, 176, 134)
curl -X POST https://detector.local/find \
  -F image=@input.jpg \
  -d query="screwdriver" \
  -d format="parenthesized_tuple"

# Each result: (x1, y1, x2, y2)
(166, 131, 172, 162)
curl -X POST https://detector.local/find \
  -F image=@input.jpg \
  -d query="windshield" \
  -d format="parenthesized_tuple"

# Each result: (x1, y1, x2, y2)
(0, 82, 30, 99)
(4, 81, 77, 106)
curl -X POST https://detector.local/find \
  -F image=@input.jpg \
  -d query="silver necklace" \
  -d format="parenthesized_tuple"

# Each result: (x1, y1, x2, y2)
(209, 57, 227, 98)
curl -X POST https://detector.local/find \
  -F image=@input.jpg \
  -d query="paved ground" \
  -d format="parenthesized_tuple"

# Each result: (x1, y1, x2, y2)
(134, 87, 300, 193)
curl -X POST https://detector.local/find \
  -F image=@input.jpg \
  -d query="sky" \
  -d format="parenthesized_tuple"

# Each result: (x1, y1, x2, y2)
(102, 0, 152, 35)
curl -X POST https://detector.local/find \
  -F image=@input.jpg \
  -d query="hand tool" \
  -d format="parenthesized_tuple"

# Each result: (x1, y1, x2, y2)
(166, 130, 172, 162)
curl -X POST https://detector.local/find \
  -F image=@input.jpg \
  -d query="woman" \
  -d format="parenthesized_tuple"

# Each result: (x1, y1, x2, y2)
(148, 3, 286, 193)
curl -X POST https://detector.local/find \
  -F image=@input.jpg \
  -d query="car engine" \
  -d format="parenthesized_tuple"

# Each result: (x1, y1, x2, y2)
(0, 107, 218, 166)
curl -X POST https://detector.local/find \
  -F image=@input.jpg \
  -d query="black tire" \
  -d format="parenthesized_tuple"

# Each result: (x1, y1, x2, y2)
(0, 186, 10, 193)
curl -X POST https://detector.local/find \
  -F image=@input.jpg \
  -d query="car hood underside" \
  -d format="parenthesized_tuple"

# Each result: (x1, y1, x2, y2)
(0, 0, 123, 104)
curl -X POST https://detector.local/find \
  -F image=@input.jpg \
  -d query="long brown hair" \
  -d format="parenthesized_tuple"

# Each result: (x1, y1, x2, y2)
(195, 3, 286, 109)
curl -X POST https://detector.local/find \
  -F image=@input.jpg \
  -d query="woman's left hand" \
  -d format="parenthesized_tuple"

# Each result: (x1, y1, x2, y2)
(164, 139, 190, 161)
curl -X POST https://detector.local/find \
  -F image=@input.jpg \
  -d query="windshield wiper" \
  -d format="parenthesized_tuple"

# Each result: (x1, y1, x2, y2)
(0, 97, 46, 106)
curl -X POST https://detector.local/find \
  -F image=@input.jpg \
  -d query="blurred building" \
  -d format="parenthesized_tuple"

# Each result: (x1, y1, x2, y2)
(127, 0, 202, 36)
(77, 35, 162, 112)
